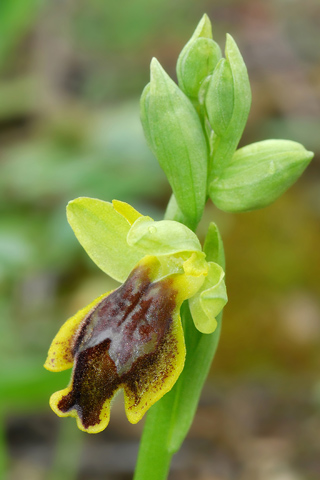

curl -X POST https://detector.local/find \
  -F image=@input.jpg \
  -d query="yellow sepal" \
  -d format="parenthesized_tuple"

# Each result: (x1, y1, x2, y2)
(112, 199, 143, 225)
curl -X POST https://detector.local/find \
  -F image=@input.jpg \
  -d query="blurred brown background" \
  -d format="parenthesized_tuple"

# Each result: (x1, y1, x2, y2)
(0, 0, 319, 479)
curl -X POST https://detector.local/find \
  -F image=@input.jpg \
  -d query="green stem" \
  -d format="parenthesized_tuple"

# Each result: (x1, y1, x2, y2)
(133, 205, 225, 480)
(134, 307, 223, 480)
(133, 401, 173, 480)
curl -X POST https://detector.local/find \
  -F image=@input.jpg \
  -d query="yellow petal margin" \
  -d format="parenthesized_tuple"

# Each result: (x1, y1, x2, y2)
(45, 252, 210, 433)
(49, 369, 117, 434)
(124, 307, 185, 424)
(44, 292, 109, 372)
(45, 258, 192, 433)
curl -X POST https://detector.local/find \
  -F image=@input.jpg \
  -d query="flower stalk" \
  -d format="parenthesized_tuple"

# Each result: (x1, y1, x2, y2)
(44, 13, 313, 480)
(134, 215, 225, 480)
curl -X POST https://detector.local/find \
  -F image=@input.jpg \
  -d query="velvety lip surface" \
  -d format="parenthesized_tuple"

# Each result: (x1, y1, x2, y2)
(57, 264, 178, 430)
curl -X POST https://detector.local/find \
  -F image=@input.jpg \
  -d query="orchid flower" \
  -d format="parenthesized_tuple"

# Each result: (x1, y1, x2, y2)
(44, 197, 227, 433)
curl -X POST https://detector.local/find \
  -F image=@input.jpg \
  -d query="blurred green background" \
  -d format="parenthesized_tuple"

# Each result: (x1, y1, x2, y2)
(1, 0, 319, 479)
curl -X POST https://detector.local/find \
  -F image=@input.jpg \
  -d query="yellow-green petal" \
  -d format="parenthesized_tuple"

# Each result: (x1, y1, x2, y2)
(112, 199, 143, 225)
(127, 216, 201, 256)
(67, 197, 145, 282)
(189, 262, 227, 333)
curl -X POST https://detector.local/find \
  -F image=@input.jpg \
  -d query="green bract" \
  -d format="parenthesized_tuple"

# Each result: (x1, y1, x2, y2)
(210, 139, 314, 212)
(140, 58, 208, 227)
(66, 197, 226, 333)
(206, 34, 251, 179)
(176, 14, 221, 99)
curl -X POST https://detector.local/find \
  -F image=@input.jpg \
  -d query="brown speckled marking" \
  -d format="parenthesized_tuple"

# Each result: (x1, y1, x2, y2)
(57, 264, 178, 430)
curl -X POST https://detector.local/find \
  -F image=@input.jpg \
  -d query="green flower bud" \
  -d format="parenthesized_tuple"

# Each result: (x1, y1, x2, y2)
(205, 58, 234, 137)
(140, 82, 152, 147)
(189, 13, 213, 40)
(177, 31, 221, 99)
(209, 140, 314, 213)
(140, 58, 208, 225)
(208, 35, 251, 180)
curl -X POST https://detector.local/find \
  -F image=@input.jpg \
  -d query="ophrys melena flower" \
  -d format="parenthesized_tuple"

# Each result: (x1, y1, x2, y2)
(44, 198, 227, 433)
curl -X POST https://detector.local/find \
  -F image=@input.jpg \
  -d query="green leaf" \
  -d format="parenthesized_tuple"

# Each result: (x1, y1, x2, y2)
(127, 216, 202, 255)
(210, 139, 314, 212)
(67, 197, 143, 282)
(140, 58, 208, 225)
(208, 34, 251, 179)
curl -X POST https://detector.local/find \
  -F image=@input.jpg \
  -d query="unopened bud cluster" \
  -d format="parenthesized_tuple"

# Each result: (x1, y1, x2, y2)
(140, 14, 313, 225)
